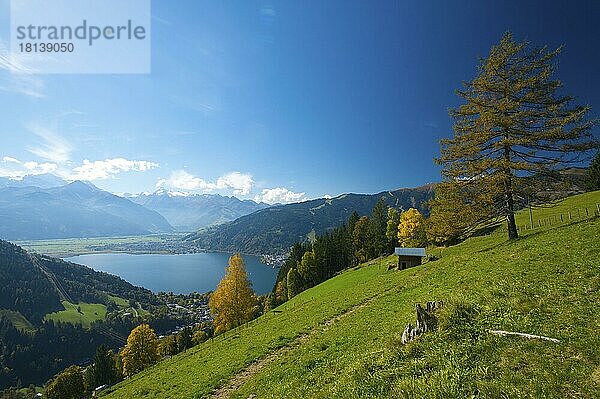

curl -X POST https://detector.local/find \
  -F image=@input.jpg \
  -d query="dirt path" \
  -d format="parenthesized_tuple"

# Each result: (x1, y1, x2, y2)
(209, 295, 380, 399)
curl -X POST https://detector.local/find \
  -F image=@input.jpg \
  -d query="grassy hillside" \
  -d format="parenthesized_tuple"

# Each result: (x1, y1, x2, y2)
(0, 310, 34, 332)
(44, 301, 107, 328)
(103, 191, 600, 399)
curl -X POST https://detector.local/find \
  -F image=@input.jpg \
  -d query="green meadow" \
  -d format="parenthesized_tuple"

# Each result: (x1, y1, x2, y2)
(44, 301, 107, 328)
(102, 191, 600, 399)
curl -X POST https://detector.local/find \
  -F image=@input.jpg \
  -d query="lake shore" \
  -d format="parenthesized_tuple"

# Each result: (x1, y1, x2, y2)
(63, 252, 278, 295)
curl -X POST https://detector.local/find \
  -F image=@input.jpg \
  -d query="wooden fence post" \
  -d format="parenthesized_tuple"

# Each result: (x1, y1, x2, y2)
(569, 211, 572, 220)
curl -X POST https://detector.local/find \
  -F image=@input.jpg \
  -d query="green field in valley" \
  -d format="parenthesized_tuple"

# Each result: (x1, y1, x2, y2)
(44, 301, 107, 328)
(101, 191, 600, 399)
(15, 234, 187, 257)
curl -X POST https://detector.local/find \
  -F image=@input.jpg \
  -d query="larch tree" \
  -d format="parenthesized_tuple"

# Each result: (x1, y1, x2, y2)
(397, 208, 427, 248)
(297, 250, 318, 288)
(192, 329, 208, 345)
(209, 253, 259, 334)
(159, 335, 178, 357)
(427, 181, 493, 245)
(286, 267, 302, 299)
(120, 324, 160, 377)
(352, 216, 373, 263)
(436, 32, 597, 240)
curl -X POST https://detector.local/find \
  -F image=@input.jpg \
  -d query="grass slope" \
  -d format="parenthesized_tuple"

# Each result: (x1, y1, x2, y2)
(44, 301, 107, 328)
(104, 191, 600, 399)
(0, 309, 35, 332)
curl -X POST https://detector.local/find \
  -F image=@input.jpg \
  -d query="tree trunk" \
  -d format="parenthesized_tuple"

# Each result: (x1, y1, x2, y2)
(503, 145, 518, 240)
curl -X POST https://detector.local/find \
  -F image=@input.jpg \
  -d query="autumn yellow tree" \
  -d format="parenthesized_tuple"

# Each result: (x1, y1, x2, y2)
(274, 280, 287, 303)
(120, 324, 160, 377)
(209, 253, 259, 334)
(159, 335, 178, 357)
(397, 208, 427, 247)
(45, 366, 85, 399)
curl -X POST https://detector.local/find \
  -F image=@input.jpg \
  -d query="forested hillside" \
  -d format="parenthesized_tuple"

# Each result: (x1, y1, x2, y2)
(0, 240, 162, 388)
(0, 241, 63, 323)
(187, 185, 435, 254)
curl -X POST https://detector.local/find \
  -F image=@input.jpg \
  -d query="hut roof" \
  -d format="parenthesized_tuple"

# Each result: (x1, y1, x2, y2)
(394, 247, 426, 257)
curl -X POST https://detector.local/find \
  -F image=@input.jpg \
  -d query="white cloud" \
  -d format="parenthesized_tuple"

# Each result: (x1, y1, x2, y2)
(157, 170, 255, 195)
(0, 156, 57, 179)
(69, 158, 159, 181)
(2, 156, 21, 164)
(156, 170, 215, 191)
(216, 172, 254, 195)
(27, 124, 72, 163)
(253, 187, 307, 204)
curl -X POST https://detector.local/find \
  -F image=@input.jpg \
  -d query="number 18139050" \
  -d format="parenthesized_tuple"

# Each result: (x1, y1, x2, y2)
(19, 42, 74, 53)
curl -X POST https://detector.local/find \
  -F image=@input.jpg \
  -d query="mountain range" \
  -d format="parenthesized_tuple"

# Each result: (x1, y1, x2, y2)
(128, 190, 269, 231)
(0, 173, 68, 189)
(186, 185, 436, 255)
(0, 174, 269, 240)
(0, 180, 174, 240)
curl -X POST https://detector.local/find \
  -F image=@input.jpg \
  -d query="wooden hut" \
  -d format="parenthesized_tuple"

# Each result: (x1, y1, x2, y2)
(394, 247, 426, 270)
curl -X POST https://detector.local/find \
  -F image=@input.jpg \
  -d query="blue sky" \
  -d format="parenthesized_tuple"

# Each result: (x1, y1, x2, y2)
(0, 0, 598, 203)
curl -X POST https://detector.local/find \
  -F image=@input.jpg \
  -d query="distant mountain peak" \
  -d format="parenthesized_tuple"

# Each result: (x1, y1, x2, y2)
(129, 190, 270, 231)
(152, 188, 192, 197)
(65, 180, 100, 193)
(0, 173, 67, 189)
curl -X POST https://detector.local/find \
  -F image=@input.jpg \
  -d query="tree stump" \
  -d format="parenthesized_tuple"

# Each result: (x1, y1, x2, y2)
(401, 301, 443, 344)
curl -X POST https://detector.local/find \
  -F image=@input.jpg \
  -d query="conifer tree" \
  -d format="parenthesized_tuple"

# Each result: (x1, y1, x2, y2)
(348, 211, 360, 234)
(159, 335, 178, 357)
(371, 197, 389, 256)
(297, 251, 318, 287)
(286, 267, 302, 298)
(177, 327, 193, 352)
(209, 253, 259, 334)
(88, 345, 120, 388)
(192, 330, 208, 345)
(352, 216, 373, 263)
(436, 32, 597, 240)
(385, 208, 401, 250)
(274, 280, 288, 303)
(586, 152, 600, 191)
